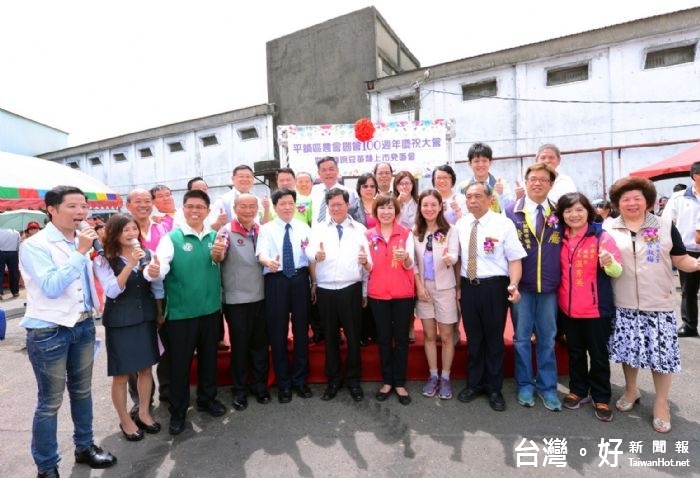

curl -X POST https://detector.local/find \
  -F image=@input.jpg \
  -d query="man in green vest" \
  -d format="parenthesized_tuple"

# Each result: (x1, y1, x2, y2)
(146, 189, 225, 435)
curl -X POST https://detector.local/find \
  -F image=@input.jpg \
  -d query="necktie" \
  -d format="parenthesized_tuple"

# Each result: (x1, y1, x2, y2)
(535, 204, 545, 238)
(467, 220, 478, 280)
(336, 224, 343, 241)
(282, 223, 295, 278)
(317, 189, 328, 223)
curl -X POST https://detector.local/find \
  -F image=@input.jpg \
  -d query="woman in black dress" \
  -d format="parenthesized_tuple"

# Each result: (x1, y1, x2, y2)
(94, 214, 163, 441)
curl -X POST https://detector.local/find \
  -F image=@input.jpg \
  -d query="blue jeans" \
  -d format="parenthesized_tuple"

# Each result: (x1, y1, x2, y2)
(26, 319, 95, 472)
(513, 292, 558, 395)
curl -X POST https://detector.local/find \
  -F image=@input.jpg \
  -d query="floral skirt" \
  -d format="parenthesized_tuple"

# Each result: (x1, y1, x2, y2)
(608, 307, 681, 374)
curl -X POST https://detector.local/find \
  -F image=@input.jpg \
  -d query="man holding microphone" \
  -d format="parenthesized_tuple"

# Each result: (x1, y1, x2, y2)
(19, 186, 117, 478)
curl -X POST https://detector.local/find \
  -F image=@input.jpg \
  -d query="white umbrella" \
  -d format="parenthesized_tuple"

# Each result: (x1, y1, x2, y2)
(0, 151, 123, 212)
(0, 209, 47, 232)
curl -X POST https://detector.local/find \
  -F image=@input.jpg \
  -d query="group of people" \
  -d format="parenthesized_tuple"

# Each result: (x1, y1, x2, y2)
(17, 143, 700, 478)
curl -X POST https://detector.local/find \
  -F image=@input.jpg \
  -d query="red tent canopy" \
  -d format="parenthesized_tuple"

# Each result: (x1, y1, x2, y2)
(629, 142, 700, 180)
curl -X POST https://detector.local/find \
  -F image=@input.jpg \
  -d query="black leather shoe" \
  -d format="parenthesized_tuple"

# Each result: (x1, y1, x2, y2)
(396, 391, 411, 406)
(169, 415, 186, 435)
(278, 388, 293, 404)
(74, 444, 117, 469)
(197, 399, 226, 417)
(256, 391, 271, 404)
(134, 416, 161, 434)
(293, 384, 313, 398)
(677, 325, 699, 337)
(321, 384, 339, 401)
(375, 388, 392, 402)
(457, 387, 480, 403)
(120, 424, 144, 442)
(37, 467, 59, 478)
(489, 392, 506, 412)
(349, 386, 364, 402)
(232, 395, 248, 411)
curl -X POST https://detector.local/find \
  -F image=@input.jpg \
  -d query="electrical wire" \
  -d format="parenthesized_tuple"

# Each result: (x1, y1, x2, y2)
(423, 88, 700, 104)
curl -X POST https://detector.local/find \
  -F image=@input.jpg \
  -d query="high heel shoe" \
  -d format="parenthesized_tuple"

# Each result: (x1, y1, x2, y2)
(615, 392, 641, 412)
(652, 405, 671, 433)
(120, 423, 144, 442)
(652, 415, 672, 433)
(135, 416, 162, 434)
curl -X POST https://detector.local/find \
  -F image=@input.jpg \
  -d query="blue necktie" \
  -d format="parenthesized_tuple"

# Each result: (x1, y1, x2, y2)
(535, 204, 545, 238)
(336, 224, 343, 241)
(282, 223, 295, 278)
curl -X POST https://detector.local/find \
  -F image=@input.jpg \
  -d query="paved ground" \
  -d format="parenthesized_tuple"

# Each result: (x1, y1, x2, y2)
(1, 289, 698, 477)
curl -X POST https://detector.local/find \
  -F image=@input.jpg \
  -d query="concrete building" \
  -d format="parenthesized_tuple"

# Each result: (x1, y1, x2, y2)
(367, 7, 700, 199)
(267, 6, 419, 128)
(0, 108, 68, 156)
(39, 104, 276, 204)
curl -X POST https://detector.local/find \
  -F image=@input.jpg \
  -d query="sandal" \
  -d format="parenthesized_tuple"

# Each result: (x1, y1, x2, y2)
(615, 391, 641, 412)
(652, 416, 671, 433)
(652, 404, 671, 433)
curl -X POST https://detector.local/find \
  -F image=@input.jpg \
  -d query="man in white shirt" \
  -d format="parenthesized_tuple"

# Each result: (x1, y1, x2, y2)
(374, 162, 394, 196)
(208, 165, 271, 230)
(19, 186, 116, 476)
(306, 188, 371, 402)
(536, 143, 576, 203)
(257, 188, 313, 403)
(310, 156, 357, 227)
(456, 181, 526, 412)
(662, 161, 700, 337)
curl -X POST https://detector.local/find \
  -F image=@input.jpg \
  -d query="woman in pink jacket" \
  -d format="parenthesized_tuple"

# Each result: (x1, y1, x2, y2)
(557, 193, 622, 422)
(365, 195, 415, 405)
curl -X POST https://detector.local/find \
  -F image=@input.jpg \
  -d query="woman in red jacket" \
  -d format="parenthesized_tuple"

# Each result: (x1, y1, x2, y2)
(365, 195, 415, 405)
(557, 193, 622, 422)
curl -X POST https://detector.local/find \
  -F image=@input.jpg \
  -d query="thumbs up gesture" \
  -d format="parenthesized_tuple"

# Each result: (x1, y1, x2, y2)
(315, 242, 326, 262)
(358, 245, 368, 265)
(598, 248, 613, 267)
(211, 234, 227, 259)
(494, 178, 504, 195)
(442, 247, 452, 267)
(515, 179, 525, 199)
(147, 254, 161, 279)
(268, 254, 281, 272)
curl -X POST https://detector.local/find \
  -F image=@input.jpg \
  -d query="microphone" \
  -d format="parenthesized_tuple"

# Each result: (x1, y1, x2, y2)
(79, 221, 104, 256)
(130, 238, 150, 268)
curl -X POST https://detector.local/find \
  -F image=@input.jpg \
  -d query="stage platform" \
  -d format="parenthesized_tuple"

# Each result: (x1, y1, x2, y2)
(191, 317, 569, 386)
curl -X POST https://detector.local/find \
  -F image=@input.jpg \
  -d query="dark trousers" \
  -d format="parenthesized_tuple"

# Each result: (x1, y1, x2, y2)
(361, 304, 376, 341)
(309, 303, 323, 338)
(369, 297, 413, 387)
(562, 312, 612, 404)
(679, 251, 700, 330)
(166, 312, 220, 417)
(318, 283, 362, 387)
(460, 277, 509, 393)
(223, 301, 268, 396)
(265, 271, 310, 389)
(0, 250, 20, 295)
(156, 322, 170, 398)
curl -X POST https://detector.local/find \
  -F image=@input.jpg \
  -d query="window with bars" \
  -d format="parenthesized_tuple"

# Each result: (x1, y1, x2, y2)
(389, 95, 415, 114)
(644, 44, 696, 69)
(546, 64, 589, 86)
(462, 79, 498, 100)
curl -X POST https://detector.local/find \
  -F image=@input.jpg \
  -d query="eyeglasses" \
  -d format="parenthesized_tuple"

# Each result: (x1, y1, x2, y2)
(184, 204, 207, 210)
(426, 234, 433, 252)
(527, 177, 551, 184)
(361, 184, 376, 189)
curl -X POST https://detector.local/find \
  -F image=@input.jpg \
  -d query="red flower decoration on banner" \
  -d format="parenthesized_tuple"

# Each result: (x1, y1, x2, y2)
(354, 118, 375, 142)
